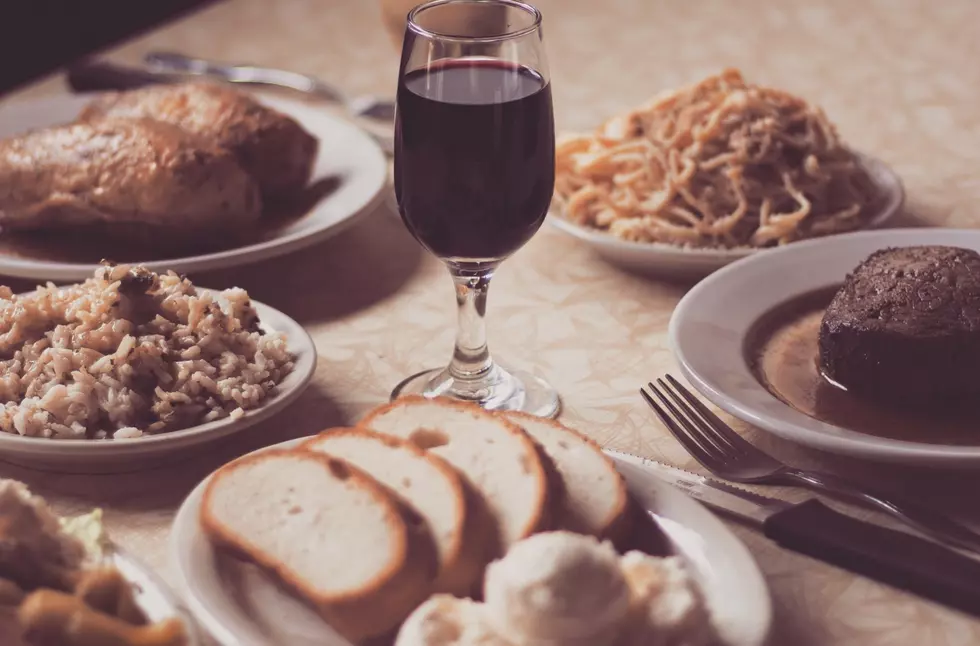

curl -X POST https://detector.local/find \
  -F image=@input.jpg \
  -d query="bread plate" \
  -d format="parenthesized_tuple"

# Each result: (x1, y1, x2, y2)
(169, 436, 771, 646)
(547, 152, 904, 279)
(670, 227, 980, 467)
(0, 297, 315, 473)
(0, 92, 387, 281)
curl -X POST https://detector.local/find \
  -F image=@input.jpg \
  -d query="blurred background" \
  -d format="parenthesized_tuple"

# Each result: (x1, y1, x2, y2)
(0, 0, 223, 94)
(0, 0, 442, 95)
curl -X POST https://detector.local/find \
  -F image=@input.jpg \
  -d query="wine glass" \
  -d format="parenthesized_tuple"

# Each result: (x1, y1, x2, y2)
(380, 0, 507, 48)
(393, 0, 559, 417)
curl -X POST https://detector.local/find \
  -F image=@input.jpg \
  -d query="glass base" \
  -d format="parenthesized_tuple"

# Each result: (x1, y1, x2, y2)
(391, 364, 561, 418)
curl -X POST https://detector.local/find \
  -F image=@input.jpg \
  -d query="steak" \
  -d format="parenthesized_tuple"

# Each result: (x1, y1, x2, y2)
(819, 245, 980, 401)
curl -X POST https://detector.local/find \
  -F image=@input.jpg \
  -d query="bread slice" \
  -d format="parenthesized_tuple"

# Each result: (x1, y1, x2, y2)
(301, 427, 489, 596)
(200, 449, 436, 642)
(359, 396, 552, 555)
(501, 412, 633, 548)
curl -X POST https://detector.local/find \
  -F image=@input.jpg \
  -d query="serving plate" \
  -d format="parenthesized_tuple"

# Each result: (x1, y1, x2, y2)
(107, 545, 205, 645)
(0, 544, 204, 646)
(0, 297, 316, 473)
(170, 438, 772, 646)
(670, 227, 980, 467)
(548, 153, 904, 279)
(0, 92, 388, 281)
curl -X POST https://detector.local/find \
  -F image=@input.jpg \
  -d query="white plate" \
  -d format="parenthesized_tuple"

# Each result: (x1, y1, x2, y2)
(609, 452, 771, 646)
(170, 438, 772, 646)
(0, 93, 388, 281)
(0, 297, 316, 473)
(109, 545, 206, 646)
(548, 153, 904, 279)
(670, 227, 980, 467)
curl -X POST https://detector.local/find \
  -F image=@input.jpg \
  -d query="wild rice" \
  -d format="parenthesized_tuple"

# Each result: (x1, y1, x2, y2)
(0, 264, 294, 440)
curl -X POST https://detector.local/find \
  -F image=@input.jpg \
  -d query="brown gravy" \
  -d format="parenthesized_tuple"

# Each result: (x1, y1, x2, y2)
(749, 288, 980, 445)
(0, 176, 341, 264)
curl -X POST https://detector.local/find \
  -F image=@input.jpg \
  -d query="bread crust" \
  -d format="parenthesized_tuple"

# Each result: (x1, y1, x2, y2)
(199, 449, 435, 642)
(502, 412, 635, 550)
(359, 396, 553, 551)
(301, 427, 489, 597)
(529, 438, 565, 535)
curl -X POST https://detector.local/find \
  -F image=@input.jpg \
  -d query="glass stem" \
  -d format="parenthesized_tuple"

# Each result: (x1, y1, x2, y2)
(448, 266, 496, 383)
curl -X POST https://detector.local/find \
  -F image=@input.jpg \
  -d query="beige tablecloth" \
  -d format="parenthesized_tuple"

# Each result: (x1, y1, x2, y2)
(4, 1, 980, 644)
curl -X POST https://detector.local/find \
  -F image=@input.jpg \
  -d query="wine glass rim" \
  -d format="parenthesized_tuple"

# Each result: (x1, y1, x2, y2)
(406, 0, 543, 43)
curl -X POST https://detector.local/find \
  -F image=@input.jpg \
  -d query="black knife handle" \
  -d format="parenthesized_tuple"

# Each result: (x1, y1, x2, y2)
(66, 61, 175, 93)
(765, 499, 980, 616)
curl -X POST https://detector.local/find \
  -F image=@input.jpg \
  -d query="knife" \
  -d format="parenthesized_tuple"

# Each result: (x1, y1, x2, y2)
(606, 450, 980, 617)
(146, 52, 396, 123)
(67, 56, 395, 123)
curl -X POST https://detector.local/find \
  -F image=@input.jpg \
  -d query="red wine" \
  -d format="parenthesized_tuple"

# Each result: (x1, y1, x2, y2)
(394, 59, 555, 262)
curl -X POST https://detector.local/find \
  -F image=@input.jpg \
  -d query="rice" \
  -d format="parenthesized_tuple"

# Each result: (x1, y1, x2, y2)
(0, 264, 295, 440)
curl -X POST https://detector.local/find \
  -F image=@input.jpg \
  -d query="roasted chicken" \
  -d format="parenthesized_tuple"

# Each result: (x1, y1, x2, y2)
(80, 81, 319, 199)
(0, 117, 261, 239)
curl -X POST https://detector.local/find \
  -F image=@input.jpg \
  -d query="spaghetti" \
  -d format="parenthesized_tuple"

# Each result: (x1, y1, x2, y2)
(553, 69, 879, 248)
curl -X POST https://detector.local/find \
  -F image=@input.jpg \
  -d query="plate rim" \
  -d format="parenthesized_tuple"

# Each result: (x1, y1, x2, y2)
(607, 452, 772, 646)
(0, 93, 388, 281)
(170, 438, 773, 646)
(0, 292, 316, 458)
(110, 546, 206, 646)
(547, 151, 905, 263)
(669, 227, 980, 465)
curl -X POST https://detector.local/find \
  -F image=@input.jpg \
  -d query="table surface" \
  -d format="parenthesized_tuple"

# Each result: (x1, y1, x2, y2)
(4, 1, 980, 645)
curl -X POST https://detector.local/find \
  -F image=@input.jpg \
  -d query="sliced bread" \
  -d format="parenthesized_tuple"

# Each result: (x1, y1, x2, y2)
(301, 427, 490, 596)
(200, 449, 436, 642)
(359, 396, 553, 555)
(501, 412, 633, 548)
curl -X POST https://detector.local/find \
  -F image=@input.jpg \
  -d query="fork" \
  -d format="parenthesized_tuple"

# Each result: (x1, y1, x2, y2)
(641, 374, 980, 555)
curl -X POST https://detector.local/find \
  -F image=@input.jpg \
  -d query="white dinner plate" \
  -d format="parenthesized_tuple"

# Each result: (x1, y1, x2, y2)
(0, 296, 315, 473)
(548, 153, 904, 279)
(670, 227, 980, 467)
(170, 438, 772, 646)
(0, 92, 388, 281)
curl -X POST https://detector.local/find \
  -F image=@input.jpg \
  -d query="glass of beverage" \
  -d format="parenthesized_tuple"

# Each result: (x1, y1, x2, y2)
(393, 0, 559, 417)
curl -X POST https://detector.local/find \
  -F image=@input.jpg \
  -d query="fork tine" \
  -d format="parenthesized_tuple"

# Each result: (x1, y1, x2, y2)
(657, 377, 746, 457)
(665, 374, 767, 458)
(650, 380, 730, 458)
(639, 385, 722, 469)
(646, 382, 727, 467)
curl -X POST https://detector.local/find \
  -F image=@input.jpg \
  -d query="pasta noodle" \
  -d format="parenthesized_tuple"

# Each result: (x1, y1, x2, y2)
(553, 69, 879, 248)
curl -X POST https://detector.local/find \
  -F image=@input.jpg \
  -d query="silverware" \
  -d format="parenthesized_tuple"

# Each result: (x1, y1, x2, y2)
(605, 452, 980, 617)
(640, 374, 980, 555)
(144, 52, 396, 123)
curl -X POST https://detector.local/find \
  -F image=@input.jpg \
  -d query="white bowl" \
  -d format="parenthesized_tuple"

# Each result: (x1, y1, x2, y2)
(670, 228, 980, 467)
(0, 296, 316, 473)
(548, 153, 904, 279)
